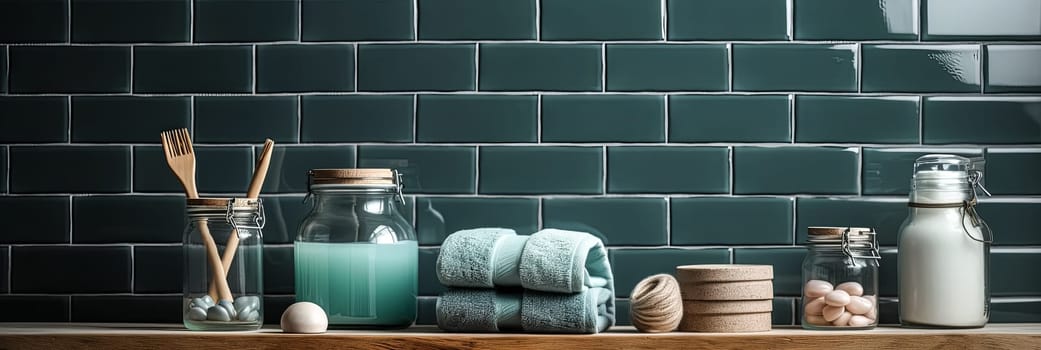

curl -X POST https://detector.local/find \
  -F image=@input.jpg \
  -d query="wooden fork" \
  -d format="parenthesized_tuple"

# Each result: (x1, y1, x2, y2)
(161, 128, 234, 302)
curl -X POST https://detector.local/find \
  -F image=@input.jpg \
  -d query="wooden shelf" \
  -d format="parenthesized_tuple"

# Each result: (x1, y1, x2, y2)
(1, 323, 1040, 349)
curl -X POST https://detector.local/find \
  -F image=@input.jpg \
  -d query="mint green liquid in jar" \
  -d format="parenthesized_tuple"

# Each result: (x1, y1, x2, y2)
(295, 169, 418, 329)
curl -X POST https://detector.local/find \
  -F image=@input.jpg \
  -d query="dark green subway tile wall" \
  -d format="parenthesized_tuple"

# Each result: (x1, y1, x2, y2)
(2, 0, 1041, 325)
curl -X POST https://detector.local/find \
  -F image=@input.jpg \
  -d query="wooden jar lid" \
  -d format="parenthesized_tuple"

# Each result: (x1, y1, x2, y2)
(680, 280, 774, 301)
(309, 168, 395, 185)
(683, 299, 773, 315)
(679, 312, 772, 333)
(676, 264, 773, 283)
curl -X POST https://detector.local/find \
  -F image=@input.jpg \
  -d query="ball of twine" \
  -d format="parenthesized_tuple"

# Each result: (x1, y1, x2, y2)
(630, 273, 683, 333)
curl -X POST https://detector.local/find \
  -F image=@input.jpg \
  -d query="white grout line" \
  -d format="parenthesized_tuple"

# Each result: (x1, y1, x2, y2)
(664, 196, 671, 245)
(857, 146, 863, 195)
(129, 246, 135, 293)
(856, 43, 863, 93)
(252, 45, 257, 94)
(412, 0, 419, 40)
(6, 40, 1041, 46)
(979, 43, 986, 93)
(412, 94, 419, 143)
(663, 94, 669, 143)
(601, 145, 608, 194)
(728, 146, 735, 194)
(474, 43, 480, 90)
(68, 195, 73, 243)
(66, 0, 72, 43)
(189, 0, 194, 43)
(297, 0, 303, 42)
(353, 43, 359, 91)
(660, 0, 667, 40)
(916, 0, 922, 42)
(917, 95, 924, 144)
(600, 43, 606, 92)
(536, 94, 542, 143)
(790, 197, 798, 244)
(297, 95, 303, 142)
(789, 94, 796, 143)
(8, 91, 1041, 97)
(128, 145, 134, 193)
(727, 43, 734, 92)
(785, 0, 794, 40)
(535, 0, 541, 41)
(474, 145, 480, 195)
(537, 197, 543, 229)
(7, 246, 12, 293)
(129, 48, 134, 93)
(67, 96, 73, 143)
(5, 141, 1041, 149)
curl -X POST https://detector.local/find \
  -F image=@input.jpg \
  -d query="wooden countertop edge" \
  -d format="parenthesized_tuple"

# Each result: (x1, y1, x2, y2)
(1, 324, 1040, 350)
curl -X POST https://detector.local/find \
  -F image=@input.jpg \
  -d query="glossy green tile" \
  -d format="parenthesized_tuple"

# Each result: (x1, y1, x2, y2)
(133, 246, 180, 293)
(610, 248, 730, 298)
(991, 301, 1041, 323)
(134, 146, 253, 194)
(195, 96, 299, 143)
(794, 0, 918, 40)
(986, 149, 1041, 195)
(541, 0, 660, 40)
(418, 248, 445, 296)
(795, 96, 919, 144)
(606, 44, 728, 92)
(614, 299, 631, 326)
(357, 44, 474, 92)
(416, 197, 538, 245)
(669, 95, 790, 143)
(923, 0, 1041, 41)
(479, 146, 602, 194)
(72, 296, 180, 323)
(795, 198, 908, 246)
(134, 46, 252, 93)
(672, 197, 793, 245)
(301, 95, 413, 143)
(73, 196, 183, 244)
(773, 298, 796, 325)
(71, 96, 190, 143)
(607, 146, 729, 194)
(542, 95, 664, 142)
(8, 46, 129, 93)
(734, 147, 859, 195)
(479, 44, 601, 91)
(0, 97, 69, 143)
(0, 196, 69, 244)
(992, 252, 1041, 296)
(733, 248, 806, 296)
(264, 246, 293, 294)
(0, 0, 67, 43)
(263, 296, 294, 324)
(416, 297, 437, 325)
(733, 44, 857, 92)
(417, 95, 537, 143)
(72, 0, 188, 43)
(979, 201, 1041, 246)
(302, 0, 413, 41)
(667, 0, 787, 40)
(986, 45, 1041, 93)
(418, 0, 535, 40)
(0, 147, 5, 193)
(862, 147, 983, 195)
(359, 146, 475, 194)
(257, 44, 353, 93)
(193, 0, 297, 42)
(0, 296, 69, 322)
(923, 97, 1041, 144)
(862, 45, 981, 93)
(263, 146, 357, 193)
(1, 49, 6, 93)
(12, 246, 131, 293)
(543, 197, 667, 246)
(878, 251, 897, 297)
(260, 195, 308, 244)
(9, 146, 129, 193)
(0, 248, 6, 293)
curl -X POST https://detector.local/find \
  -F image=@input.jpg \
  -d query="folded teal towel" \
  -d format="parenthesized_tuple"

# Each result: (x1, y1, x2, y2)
(436, 228, 529, 288)
(436, 287, 612, 334)
(520, 228, 614, 294)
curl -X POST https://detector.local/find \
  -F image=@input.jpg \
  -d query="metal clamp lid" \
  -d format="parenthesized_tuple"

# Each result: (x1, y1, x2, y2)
(225, 198, 265, 232)
(807, 226, 882, 265)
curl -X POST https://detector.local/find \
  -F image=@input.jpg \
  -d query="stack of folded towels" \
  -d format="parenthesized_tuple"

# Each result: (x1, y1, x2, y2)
(435, 228, 615, 333)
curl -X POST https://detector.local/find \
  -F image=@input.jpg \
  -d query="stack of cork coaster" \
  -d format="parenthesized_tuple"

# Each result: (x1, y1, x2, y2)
(676, 264, 774, 332)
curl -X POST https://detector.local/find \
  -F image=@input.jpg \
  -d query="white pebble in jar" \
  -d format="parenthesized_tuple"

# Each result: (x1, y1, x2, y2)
(848, 315, 874, 327)
(836, 282, 864, 297)
(804, 297, 827, 316)
(804, 280, 834, 299)
(825, 290, 851, 307)
(822, 305, 845, 322)
(832, 311, 853, 326)
(846, 296, 873, 315)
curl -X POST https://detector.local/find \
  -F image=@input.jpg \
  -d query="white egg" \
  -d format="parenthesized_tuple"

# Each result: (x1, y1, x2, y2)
(281, 302, 329, 334)
(825, 290, 851, 307)
(804, 297, 827, 316)
(846, 296, 873, 315)
(822, 305, 845, 322)
(836, 282, 864, 297)
(804, 280, 834, 299)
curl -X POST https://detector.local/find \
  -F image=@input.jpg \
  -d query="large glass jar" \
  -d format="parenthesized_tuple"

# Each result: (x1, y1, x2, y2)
(296, 168, 418, 329)
(898, 154, 991, 328)
(801, 227, 880, 330)
(183, 198, 264, 331)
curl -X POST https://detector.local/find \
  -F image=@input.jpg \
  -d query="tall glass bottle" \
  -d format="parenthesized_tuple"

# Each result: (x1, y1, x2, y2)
(295, 169, 418, 329)
(897, 154, 991, 328)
